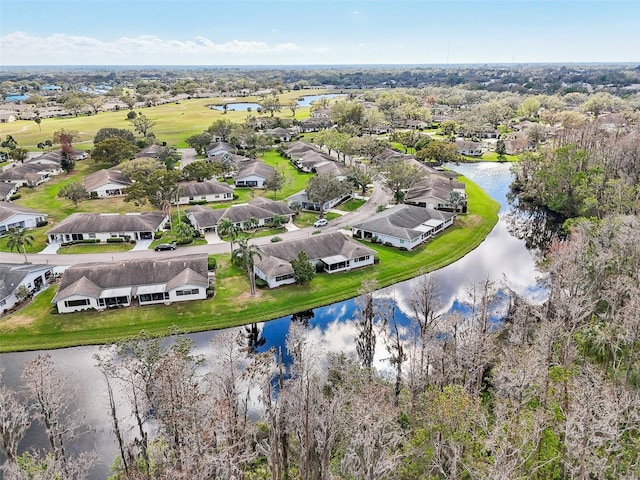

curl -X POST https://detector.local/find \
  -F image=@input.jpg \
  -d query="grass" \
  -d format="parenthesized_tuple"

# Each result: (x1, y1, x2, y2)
(0, 173, 499, 353)
(57, 242, 135, 254)
(335, 198, 366, 212)
(0, 91, 333, 150)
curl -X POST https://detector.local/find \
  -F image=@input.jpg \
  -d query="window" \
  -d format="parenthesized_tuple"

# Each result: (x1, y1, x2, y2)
(275, 274, 294, 282)
(176, 288, 200, 296)
(89, 233, 96, 239)
(65, 298, 90, 308)
(0, 299, 6, 306)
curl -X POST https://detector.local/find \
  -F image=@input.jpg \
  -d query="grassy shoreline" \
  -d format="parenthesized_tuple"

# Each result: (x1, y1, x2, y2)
(0, 175, 499, 353)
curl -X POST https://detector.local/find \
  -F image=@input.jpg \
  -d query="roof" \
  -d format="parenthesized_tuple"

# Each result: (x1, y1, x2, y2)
(284, 141, 320, 156)
(0, 203, 47, 223)
(254, 255, 294, 278)
(222, 204, 279, 223)
(47, 211, 166, 234)
(0, 162, 49, 181)
(206, 141, 236, 155)
(135, 144, 163, 158)
(236, 161, 275, 180)
(257, 231, 375, 267)
(0, 182, 18, 199)
(185, 205, 225, 229)
(351, 204, 455, 241)
(0, 263, 51, 300)
(179, 180, 234, 197)
(53, 254, 208, 302)
(84, 168, 131, 192)
(248, 197, 294, 216)
(314, 161, 342, 176)
(455, 140, 482, 151)
(404, 175, 465, 205)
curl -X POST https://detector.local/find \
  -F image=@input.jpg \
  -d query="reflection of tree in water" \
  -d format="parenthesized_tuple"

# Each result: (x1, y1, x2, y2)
(243, 323, 266, 353)
(291, 309, 315, 327)
(506, 191, 565, 252)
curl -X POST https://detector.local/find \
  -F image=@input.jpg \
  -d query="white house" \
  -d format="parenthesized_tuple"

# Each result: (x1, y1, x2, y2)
(254, 231, 376, 288)
(1, 263, 53, 315)
(0, 182, 18, 202)
(176, 180, 234, 205)
(84, 167, 132, 198)
(351, 204, 455, 250)
(286, 189, 352, 213)
(234, 161, 275, 188)
(47, 211, 168, 243)
(52, 254, 209, 313)
(0, 204, 48, 234)
(455, 140, 483, 157)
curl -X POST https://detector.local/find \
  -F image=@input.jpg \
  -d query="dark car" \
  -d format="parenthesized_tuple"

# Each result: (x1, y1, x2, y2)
(154, 242, 176, 252)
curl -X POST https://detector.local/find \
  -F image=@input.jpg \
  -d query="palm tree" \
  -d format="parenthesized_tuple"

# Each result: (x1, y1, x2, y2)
(232, 237, 263, 296)
(218, 217, 241, 255)
(6, 227, 35, 263)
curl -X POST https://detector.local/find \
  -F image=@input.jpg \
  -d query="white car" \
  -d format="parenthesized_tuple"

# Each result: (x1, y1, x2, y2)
(313, 218, 328, 227)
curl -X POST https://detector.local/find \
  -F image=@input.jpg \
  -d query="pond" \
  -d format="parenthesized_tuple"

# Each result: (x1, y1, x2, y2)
(295, 93, 346, 107)
(210, 93, 347, 112)
(0, 162, 553, 478)
(4, 94, 29, 102)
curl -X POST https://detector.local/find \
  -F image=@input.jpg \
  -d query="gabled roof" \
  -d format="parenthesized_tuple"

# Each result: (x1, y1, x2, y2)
(314, 161, 342, 177)
(0, 263, 52, 300)
(374, 148, 413, 163)
(236, 161, 275, 180)
(0, 182, 17, 199)
(84, 168, 131, 192)
(47, 211, 166, 234)
(0, 162, 49, 181)
(248, 197, 294, 216)
(179, 180, 234, 197)
(351, 204, 455, 241)
(257, 231, 375, 265)
(254, 255, 294, 278)
(284, 141, 320, 157)
(206, 141, 236, 155)
(53, 254, 208, 302)
(455, 140, 482, 151)
(405, 175, 465, 205)
(135, 144, 163, 158)
(221, 204, 278, 223)
(185, 205, 225, 229)
(0, 203, 47, 223)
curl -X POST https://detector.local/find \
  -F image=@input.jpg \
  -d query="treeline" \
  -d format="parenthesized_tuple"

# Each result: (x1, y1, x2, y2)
(2, 212, 639, 479)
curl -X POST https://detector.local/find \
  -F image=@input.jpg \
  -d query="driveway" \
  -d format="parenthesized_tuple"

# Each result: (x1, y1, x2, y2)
(177, 148, 197, 170)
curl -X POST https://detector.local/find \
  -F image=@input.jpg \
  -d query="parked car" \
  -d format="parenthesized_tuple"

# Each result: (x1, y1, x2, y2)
(313, 218, 328, 227)
(154, 242, 177, 251)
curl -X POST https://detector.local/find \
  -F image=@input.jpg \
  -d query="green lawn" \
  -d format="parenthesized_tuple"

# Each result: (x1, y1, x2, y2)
(0, 173, 499, 353)
(0, 91, 332, 150)
(57, 242, 135, 254)
(335, 198, 366, 212)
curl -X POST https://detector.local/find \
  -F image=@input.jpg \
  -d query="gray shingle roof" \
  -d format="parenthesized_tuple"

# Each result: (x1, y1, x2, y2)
(0, 182, 17, 200)
(47, 211, 166, 235)
(0, 203, 47, 223)
(248, 197, 294, 216)
(236, 161, 275, 180)
(53, 254, 208, 302)
(351, 205, 455, 241)
(0, 263, 51, 300)
(404, 175, 465, 205)
(179, 180, 234, 197)
(84, 168, 131, 192)
(185, 205, 225, 229)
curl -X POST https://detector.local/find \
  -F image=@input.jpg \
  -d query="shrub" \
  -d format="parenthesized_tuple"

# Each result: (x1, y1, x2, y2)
(82, 239, 100, 243)
(106, 237, 124, 243)
(36, 220, 48, 227)
(255, 277, 268, 289)
(176, 238, 193, 245)
(90, 191, 98, 199)
(207, 256, 217, 271)
(270, 236, 282, 243)
(155, 231, 163, 239)
(376, 205, 387, 213)
(10, 193, 21, 200)
(312, 229, 322, 235)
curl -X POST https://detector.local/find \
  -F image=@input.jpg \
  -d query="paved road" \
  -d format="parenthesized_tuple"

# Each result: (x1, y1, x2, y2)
(177, 148, 197, 169)
(0, 184, 392, 267)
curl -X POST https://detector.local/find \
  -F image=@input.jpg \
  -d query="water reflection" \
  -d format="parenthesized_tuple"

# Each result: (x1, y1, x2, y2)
(0, 161, 556, 478)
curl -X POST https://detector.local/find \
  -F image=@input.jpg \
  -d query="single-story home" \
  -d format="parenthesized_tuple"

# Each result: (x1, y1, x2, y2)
(84, 167, 132, 198)
(287, 189, 352, 212)
(0, 162, 51, 187)
(47, 211, 168, 243)
(293, 150, 336, 173)
(52, 254, 209, 313)
(351, 204, 455, 251)
(254, 231, 376, 288)
(404, 175, 466, 211)
(455, 140, 483, 157)
(234, 161, 276, 188)
(186, 197, 294, 233)
(298, 117, 331, 133)
(206, 141, 237, 160)
(265, 127, 297, 142)
(135, 144, 164, 159)
(373, 148, 414, 164)
(1, 263, 54, 315)
(0, 204, 48, 234)
(283, 141, 322, 158)
(176, 180, 234, 205)
(0, 182, 18, 201)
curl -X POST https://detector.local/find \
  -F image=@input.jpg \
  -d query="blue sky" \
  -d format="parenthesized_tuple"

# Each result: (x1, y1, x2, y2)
(1, 0, 638, 65)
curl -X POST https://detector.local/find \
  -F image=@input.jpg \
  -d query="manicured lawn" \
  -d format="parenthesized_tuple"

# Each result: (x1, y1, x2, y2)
(57, 242, 135, 254)
(0, 173, 499, 353)
(335, 198, 366, 212)
(0, 91, 333, 150)
(477, 152, 519, 162)
(0, 224, 49, 255)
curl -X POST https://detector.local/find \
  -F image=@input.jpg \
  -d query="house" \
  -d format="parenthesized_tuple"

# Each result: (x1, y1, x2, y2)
(0, 162, 51, 187)
(206, 141, 237, 160)
(254, 231, 376, 288)
(0, 182, 18, 201)
(0, 263, 53, 315)
(504, 132, 535, 155)
(84, 167, 132, 198)
(372, 148, 414, 164)
(234, 161, 275, 188)
(0, 204, 48, 234)
(283, 141, 322, 159)
(404, 175, 466, 211)
(455, 140, 483, 157)
(135, 144, 164, 159)
(287, 185, 352, 212)
(298, 117, 331, 133)
(175, 180, 234, 204)
(47, 211, 168, 243)
(310, 107, 331, 118)
(265, 127, 297, 142)
(0, 112, 17, 123)
(293, 150, 336, 173)
(52, 254, 209, 314)
(351, 204, 455, 251)
(186, 197, 294, 233)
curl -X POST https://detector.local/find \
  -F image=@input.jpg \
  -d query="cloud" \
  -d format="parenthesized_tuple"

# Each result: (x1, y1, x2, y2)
(351, 10, 360, 14)
(0, 31, 301, 64)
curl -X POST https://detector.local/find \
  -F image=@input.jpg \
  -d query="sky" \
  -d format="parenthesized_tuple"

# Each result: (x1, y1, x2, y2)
(1, 0, 638, 66)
